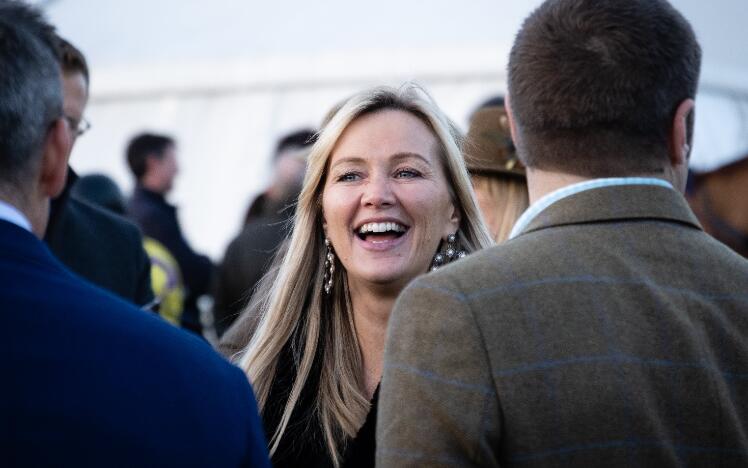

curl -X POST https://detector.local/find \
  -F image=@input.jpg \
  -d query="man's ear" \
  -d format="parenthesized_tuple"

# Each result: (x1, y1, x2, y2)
(38, 118, 71, 198)
(669, 98, 695, 167)
(505, 93, 520, 148)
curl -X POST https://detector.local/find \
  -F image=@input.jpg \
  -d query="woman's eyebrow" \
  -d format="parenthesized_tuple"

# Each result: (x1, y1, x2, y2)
(329, 156, 366, 170)
(329, 152, 431, 171)
(390, 152, 431, 165)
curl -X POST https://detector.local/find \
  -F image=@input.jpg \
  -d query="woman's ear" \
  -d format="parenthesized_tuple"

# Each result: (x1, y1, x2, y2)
(445, 202, 461, 237)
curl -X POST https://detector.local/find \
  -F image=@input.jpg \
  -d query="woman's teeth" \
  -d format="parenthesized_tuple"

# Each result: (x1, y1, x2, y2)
(358, 222, 406, 234)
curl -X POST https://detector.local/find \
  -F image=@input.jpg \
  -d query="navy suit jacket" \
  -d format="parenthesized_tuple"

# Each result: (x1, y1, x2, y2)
(1, 220, 269, 467)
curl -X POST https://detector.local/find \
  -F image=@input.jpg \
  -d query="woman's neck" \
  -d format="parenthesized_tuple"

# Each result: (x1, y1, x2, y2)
(348, 280, 399, 400)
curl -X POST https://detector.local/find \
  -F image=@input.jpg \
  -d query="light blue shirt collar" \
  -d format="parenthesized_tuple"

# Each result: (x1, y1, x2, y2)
(509, 177, 674, 240)
(0, 199, 32, 233)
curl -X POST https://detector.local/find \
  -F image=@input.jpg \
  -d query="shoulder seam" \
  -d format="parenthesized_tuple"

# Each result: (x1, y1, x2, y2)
(408, 279, 467, 302)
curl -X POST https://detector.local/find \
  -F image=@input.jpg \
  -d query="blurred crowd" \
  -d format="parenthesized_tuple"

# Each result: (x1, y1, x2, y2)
(56, 34, 540, 341)
(34, 12, 748, 345)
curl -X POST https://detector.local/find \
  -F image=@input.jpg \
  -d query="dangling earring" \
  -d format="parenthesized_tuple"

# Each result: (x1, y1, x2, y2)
(323, 238, 335, 294)
(430, 232, 467, 271)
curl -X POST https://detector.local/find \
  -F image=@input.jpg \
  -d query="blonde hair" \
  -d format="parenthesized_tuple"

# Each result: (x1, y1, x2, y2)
(237, 84, 493, 465)
(471, 174, 529, 243)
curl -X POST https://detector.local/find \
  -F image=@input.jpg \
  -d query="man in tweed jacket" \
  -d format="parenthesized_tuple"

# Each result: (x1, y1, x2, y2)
(377, 0, 748, 466)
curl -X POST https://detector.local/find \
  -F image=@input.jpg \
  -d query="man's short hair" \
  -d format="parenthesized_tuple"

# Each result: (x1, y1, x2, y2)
(0, 1, 62, 191)
(56, 36, 89, 85)
(508, 0, 701, 177)
(126, 133, 175, 180)
(274, 128, 317, 159)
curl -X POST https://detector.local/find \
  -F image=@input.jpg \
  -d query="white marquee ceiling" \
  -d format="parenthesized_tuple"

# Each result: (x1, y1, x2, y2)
(31, 0, 748, 257)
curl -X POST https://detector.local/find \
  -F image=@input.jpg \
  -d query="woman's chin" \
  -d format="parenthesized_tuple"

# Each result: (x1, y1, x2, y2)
(350, 263, 427, 291)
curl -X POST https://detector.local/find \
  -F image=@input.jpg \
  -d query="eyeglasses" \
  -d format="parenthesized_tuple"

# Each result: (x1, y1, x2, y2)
(65, 115, 92, 137)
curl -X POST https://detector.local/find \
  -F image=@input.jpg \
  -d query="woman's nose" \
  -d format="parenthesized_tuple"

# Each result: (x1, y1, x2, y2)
(361, 174, 395, 208)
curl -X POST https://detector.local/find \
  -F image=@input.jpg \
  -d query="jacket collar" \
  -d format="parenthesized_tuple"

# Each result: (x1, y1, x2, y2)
(517, 184, 702, 238)
(46, 166, 78, 236)
(134, 185, 171, 206)
(1, 218, 66, 272)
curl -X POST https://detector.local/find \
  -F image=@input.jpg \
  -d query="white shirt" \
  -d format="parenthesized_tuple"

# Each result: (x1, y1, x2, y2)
(0, 199, 32, 233)
(509, 177, 674, 240)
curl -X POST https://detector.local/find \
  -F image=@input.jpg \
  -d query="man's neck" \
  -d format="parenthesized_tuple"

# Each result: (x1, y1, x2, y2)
(137, 183, 166, 198)
(526, 168, 591, 204)
(139, 177, 167, 196)
(0, 194, 43, 237)
(526, 168, 674, 204)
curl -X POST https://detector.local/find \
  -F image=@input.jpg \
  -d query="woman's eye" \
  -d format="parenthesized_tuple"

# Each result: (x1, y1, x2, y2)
(337, 172, 360, 182)
(395, 168, 421, 179)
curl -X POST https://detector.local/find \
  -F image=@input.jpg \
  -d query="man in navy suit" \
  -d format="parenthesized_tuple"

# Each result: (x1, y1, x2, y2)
(0, 2, 269, 466)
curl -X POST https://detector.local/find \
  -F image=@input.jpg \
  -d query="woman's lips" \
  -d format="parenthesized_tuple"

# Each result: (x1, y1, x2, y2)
(355, 229, 409, 251)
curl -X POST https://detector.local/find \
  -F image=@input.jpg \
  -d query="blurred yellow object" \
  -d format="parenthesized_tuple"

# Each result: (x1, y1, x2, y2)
(143, 237, 185, 326)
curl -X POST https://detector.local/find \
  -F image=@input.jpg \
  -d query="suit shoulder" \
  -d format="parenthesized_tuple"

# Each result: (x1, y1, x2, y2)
(696, 231, 748, 271)
(68, 197, 141, 244)
(66, 279, 243, 385)
(414, 238, 537, 295)
(71, 197, 142, 238)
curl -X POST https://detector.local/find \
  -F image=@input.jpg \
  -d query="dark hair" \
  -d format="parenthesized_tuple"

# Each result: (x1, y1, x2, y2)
(508, 0, 701, 177)
(0, 1, 62, 191)
(477, 96, 505, 110)
(126, 133, 175, 180)
(274, 128, 317, 158)
(56, 35, 89, 85)
(72, 173, 126, 215)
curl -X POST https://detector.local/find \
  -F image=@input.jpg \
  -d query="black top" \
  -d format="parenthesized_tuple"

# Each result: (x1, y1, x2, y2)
(265, 344, 377, 468)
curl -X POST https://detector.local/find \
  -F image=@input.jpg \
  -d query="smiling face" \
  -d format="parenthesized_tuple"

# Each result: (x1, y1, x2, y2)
(321, 109, 460, 292)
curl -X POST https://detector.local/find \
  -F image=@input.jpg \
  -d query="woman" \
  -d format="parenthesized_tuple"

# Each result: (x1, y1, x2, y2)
(464, 96, 529, 242)
(219, 84, 493, 467)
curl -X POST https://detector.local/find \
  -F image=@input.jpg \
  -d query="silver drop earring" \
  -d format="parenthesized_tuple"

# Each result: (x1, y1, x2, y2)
(323, 238, 335, 294)
(430, 232, 467, 271)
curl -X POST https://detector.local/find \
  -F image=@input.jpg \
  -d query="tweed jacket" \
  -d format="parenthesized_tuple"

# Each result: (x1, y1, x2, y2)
(377, 184, 748, 467)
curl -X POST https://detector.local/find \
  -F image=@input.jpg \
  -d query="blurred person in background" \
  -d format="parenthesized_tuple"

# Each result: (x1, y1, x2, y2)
(126, 133, 213, 335)
(212, 128, 315, 337)
(0, 3, 269, 465)
(43, 36, 153, 307)
(688, 153, 748, 257)
(219, 85, 492, 468)
(71, 173, 127, 215)
(74, 173, 186, 323)
(464, 96, 528, 242)
(241, 129, 316, 225)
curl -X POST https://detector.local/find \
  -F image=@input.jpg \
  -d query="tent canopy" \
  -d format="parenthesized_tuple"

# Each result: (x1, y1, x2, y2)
(40, 0, 748, 258)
